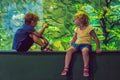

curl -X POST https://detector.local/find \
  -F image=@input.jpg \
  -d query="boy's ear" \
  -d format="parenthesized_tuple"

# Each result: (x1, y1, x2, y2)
(31, 20, 35, 24)
(31, 20, 34, 23)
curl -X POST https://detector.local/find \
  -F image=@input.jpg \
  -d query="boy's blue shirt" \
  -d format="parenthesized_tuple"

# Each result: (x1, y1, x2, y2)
(12, 24, 35, 50)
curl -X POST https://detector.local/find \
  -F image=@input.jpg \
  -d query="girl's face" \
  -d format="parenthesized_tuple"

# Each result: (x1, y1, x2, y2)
(74, 18, 83, 27)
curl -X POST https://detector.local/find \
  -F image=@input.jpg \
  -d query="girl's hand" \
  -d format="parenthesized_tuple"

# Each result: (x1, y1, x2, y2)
(96, 48, 101, 54)
(70, 42, 72, 46)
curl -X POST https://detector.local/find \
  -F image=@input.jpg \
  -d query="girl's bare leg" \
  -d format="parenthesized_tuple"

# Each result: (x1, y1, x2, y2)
(65, 47, 76, 68)
(61, 47, 76, 75)
(81, 47, 90, 76)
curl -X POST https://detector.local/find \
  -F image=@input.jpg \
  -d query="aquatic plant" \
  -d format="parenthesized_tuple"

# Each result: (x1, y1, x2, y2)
(0, 0, 120, 51)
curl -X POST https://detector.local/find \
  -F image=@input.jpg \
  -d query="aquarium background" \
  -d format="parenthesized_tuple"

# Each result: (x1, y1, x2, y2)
(0, 0, 120, 51)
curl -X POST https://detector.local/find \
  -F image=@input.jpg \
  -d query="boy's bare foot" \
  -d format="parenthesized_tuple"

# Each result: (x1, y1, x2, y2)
(41, 46, 53, 52)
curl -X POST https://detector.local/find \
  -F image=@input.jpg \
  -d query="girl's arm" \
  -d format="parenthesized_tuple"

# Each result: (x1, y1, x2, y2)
(70, 33, 77, 45)
(90, 30, 101, 53)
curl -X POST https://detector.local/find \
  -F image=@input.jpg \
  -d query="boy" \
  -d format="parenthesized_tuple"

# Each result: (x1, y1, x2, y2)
(12, 12, 51, 52)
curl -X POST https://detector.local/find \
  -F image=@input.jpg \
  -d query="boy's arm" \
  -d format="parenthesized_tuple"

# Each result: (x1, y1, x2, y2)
(32, 31, 42, 37)
(38, 24, 48, 36)
(90, 30, 101, 53)
(32, 24, 48, 37)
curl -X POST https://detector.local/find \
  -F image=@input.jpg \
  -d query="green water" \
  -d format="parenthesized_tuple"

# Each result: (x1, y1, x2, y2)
(0, 0, 120, 51)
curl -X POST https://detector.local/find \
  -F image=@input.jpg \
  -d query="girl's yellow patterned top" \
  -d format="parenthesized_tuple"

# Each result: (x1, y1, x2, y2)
(75, 26, 93, 45)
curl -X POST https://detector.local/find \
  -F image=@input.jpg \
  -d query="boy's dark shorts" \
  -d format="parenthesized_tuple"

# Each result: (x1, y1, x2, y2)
(17, 36, 34, 52)
(71, 43, 92, 52)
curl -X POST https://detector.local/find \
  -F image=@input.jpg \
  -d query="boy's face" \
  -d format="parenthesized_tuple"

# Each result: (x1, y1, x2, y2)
(31, 20, 37, 27)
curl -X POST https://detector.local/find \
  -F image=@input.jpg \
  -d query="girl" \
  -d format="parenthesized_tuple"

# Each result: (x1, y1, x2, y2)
(61, 12, 100, 77)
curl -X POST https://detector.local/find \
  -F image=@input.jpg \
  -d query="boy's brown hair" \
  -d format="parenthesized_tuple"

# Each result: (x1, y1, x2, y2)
(74, 12, 89, 26)
(24, 12, 39, 25)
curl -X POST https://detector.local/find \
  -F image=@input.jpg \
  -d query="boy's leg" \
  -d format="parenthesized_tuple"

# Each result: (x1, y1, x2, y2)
(30, 34, 51, 51)
(42, 37, 53, 51)
(17, 36, 34, 52)
(41, 36, 49, 50)
(30, 34, 45, 48)
(41, 36, 49, 45)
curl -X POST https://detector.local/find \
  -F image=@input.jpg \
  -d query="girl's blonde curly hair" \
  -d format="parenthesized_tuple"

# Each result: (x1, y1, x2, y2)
(74, 12, 89, 26)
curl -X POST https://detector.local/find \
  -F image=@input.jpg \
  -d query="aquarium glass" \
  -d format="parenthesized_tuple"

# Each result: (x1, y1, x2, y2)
(0, 0, 120, 51)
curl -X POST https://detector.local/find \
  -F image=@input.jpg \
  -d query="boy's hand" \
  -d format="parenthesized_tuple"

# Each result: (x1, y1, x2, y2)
(43, 24, 48, 28)
(96, 48, 101, 54)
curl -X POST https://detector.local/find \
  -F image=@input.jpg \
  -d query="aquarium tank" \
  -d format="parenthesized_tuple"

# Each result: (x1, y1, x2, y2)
(0, 0, 120, 51)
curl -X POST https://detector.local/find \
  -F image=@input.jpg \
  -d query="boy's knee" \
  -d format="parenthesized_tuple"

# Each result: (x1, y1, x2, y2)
(29, 34, 33, 38)
(32, 34, 39, 40)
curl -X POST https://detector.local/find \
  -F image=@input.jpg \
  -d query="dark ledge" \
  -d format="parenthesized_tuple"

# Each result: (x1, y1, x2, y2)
(0, 51, 120, 55)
